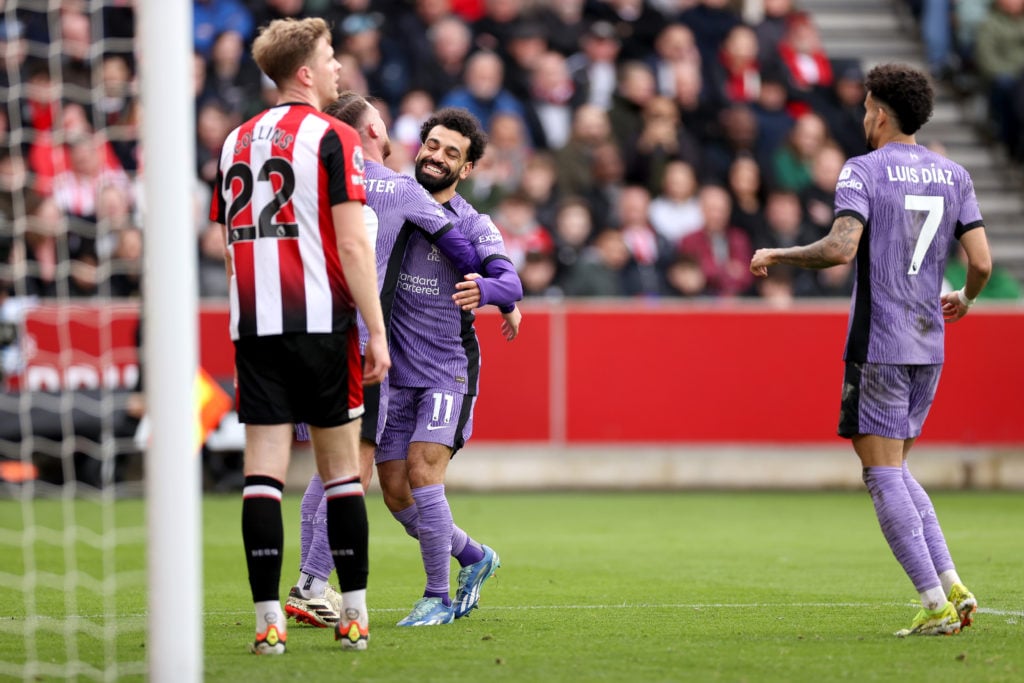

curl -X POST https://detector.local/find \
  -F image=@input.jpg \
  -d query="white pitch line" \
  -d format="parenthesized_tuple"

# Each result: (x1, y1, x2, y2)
(9, 603, 1022, 621)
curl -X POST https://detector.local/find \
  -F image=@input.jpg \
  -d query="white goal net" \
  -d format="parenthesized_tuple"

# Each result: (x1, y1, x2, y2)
(0, 1, 198, 680)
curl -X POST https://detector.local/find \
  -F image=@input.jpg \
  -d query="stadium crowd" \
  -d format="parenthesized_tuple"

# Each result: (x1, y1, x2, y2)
(0, 0, 1021, 305)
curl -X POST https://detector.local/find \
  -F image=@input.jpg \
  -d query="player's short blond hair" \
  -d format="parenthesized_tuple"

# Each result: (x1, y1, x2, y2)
(252, 17, 331, 89)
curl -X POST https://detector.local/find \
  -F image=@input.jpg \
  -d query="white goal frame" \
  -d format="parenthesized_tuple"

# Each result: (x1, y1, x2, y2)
(139, 1, 201, 680)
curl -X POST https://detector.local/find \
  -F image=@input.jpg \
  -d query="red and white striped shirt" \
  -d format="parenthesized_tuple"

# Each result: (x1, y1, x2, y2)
(210, 103, 367, 340)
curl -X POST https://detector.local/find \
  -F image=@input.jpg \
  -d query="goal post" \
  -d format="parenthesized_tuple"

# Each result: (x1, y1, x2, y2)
(139, 0, 201, 680)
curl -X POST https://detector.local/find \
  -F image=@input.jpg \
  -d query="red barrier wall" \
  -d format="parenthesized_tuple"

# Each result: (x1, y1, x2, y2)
(13, 301, 1024, 445)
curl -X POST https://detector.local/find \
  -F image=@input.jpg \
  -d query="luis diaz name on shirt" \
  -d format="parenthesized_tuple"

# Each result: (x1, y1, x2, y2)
(886, 165, 954, 186)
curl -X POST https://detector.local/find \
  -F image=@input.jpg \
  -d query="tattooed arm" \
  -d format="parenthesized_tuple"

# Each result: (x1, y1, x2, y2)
(750, 215, 864, 277)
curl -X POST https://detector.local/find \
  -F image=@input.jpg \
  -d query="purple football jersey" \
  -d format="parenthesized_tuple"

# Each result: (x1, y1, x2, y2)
(388, 193, 514, 394)
(833, 143, 984, 364)
(356, 160, 461, 346)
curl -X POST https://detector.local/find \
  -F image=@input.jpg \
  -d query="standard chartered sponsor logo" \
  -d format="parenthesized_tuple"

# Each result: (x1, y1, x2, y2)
(399, 273, 440, 295)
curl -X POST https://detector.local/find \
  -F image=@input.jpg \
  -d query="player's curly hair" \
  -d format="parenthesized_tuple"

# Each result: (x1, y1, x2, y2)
(864, 63, 933, 135)
(419, 108, 488, 164)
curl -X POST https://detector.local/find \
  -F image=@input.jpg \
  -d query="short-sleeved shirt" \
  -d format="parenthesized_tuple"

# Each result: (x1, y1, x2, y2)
(833, 142, 984, 364)
(387, 193, 514, 395)
(210, 103, 367, 340)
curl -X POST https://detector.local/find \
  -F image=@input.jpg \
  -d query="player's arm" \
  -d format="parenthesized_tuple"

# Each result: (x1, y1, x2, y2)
(334, 200, 390, 384)
(750, 214, 863, 276)
(433, 226, 483, 274)
(454, 254, 523, 311)
(941, 226, 992, 322)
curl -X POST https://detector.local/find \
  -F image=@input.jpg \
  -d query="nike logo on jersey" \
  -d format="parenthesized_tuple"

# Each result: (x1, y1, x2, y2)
(426, 424, 449, 431)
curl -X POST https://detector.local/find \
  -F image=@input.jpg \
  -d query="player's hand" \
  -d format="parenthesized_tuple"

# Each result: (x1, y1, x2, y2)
(940, 290, 969, 323)
(453, 273, 482, 311)
(750, 249, 775, 277)
(500, 305, 522, 341)
(362, 334, 390, 386)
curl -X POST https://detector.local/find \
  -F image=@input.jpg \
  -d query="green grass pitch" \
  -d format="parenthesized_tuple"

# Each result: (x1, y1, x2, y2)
(1, 490, 1022, 681)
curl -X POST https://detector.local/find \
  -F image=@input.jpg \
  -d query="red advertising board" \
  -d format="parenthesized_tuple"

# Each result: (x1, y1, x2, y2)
(8, 301, 1024, 445)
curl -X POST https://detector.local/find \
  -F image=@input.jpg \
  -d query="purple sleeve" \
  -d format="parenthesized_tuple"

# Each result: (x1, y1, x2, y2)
(475, 255, 523, 310)
(434, 227, 483, 275)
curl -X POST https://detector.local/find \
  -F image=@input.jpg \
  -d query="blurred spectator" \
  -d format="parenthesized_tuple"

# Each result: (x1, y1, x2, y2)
(750, 65, 794, 166)
(29, 102, 122, 196)
(608, 61, 657, 153)
(451, 0, 486, 21)
(493, 191, 553, 271)
(775, 12, 833, 116)
(755, 265, 796, 307)
(708, 24, 761, 108)
(550, 196, 594, 280)
(193, 0, 253, 59)
(555, 104, 613, 198)
(800, 143, 845, 239)
(522, 50, 580, 150)
(417, 15, 474, 103)
(567, 20, 622, 110)
(58, 5, 95, 97)
(503, 21, 549, 101)
(51, 133, 132, 231)
(249, 0, 306, 27)
(677, 0, 743, 70)
(98, 55, 140, 171)
(198, 220, 230, 298)
(108, 226, 142, 297)
(339, 12, 410, 114)
(392, 90, 435, 159)
(624, 94, 703, 193)
(336, 53, 369, 95)
(616, 184, 674, 296)
(757, 188, 816, 251)
(560, 227, 631, 297)
(518, 151, 562, 229)
(664, 252, 708, 297)
(975, 0, 1024, 159)
(439, 51, 528, 135)
(648, 23, 701, 98)
(68, 253, 100, 298)
(755, 0, 797, 66)
(648, 159, 703, 244)
(392, 0, 455, 97)
(18, 193, 62, 297)
(458, 148, 508, 216)
(671, 60, 717, 143)
(952, 0, 993, 76)
(583, 139, 626, 230)
(0, 16, 27, 91)
(195, 100, 236, 189)
(908, 0, 954, 78)
(546, 0, 588, 57)
(585, 0, 667, 62)
(200, 30, 263, 120)
(486, 110, 531, 191)
(820, 60, 869, 159)
(703, 103, 759, 184)
(769, 110, 828, 192)
(679, 184, 753, 297)
(472, 0, 529, 57)
(519, 248, 561, 298)
(726, 153, 767, 243)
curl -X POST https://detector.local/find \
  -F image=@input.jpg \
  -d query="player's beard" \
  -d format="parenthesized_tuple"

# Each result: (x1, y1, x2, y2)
(415, 158, 459, 193)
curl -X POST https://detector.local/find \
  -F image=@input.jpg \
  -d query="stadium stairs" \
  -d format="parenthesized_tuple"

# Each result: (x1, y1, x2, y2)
(808, 0, 1024, 284)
